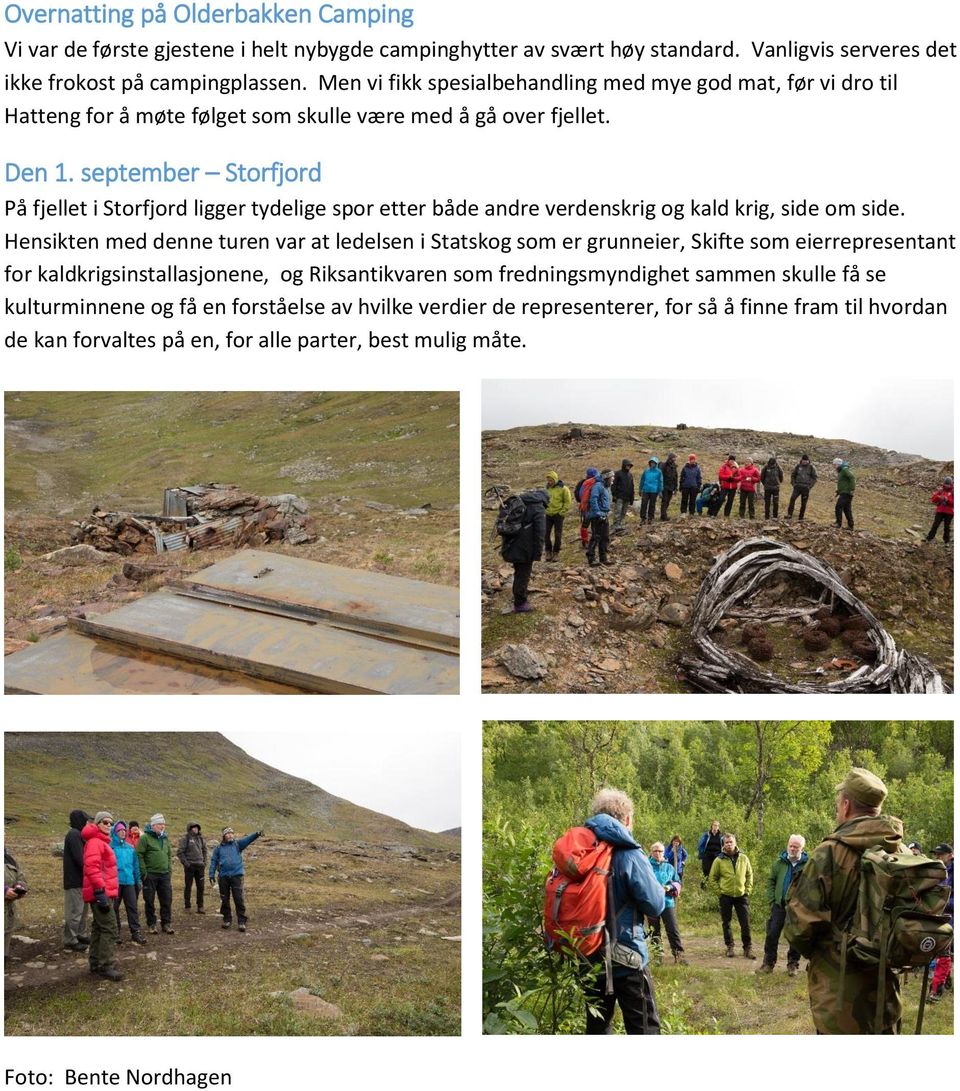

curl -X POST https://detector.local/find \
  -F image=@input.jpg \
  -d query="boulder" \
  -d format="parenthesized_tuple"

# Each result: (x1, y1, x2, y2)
(289, 988, 343, 1019)
(500, 643, 549, 680)
(41, 544, 114, 566)
(664, 562, 683, 582)
(658, 602, 691, 627)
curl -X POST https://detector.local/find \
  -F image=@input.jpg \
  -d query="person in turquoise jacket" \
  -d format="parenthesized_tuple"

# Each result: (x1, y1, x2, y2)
(110, 821, 145, 945)
(638, 458, 663, 524)
(646, 842, 687, 964)
(581, 789, 665, 1034)
(210, 828, 262, 932)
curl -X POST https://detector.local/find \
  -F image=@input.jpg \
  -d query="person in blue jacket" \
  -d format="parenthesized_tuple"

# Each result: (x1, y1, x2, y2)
(638, 458, 663, 524)
(209, 827, 263, 932)
(646, 842, 687, 965)
(664, 835, 687, 879)
(582, 788, 665, 1034)
(586, 469, 613, 567)
(110, 821, 145, 945)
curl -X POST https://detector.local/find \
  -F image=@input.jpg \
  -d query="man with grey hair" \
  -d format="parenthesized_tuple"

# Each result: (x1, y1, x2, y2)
(757, 834, 808, 976)
(136, 813, 174, 935)
(580, 788, 664, 1033)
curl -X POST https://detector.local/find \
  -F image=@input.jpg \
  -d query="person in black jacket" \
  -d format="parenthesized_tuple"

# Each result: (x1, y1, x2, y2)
(761, 457, 784, 519)
(660, 453, 679, 520)
(501, 489, 548, 613)
(612, 459, 635, 533)
(787, 455, 818, 520)
(63, 809, 91, 952)
(679, 455, 703, 514)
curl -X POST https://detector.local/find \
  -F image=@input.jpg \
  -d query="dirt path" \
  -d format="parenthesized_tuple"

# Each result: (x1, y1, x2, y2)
(5, 889, 459, 998)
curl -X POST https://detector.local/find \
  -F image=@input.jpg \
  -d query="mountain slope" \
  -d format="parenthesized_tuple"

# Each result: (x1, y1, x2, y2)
(4, 732, 450, 848)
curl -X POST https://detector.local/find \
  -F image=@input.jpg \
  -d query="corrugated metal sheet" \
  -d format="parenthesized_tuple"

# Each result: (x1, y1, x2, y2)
(163, 489, 188, 517)
(187, 516, 242, 551)
(160, 531, 189, 553)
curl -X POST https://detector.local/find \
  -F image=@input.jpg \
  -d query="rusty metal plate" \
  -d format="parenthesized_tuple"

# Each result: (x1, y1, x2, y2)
(178, 550, 459, 650)
(68, 590, 458, 695)
(4, 629, 304, 695)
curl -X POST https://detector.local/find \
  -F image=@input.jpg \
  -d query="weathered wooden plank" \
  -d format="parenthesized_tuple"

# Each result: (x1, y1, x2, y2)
(67, 590, 458, 695)
(4, 629, 303, 695)
(176, 550, 459, 651)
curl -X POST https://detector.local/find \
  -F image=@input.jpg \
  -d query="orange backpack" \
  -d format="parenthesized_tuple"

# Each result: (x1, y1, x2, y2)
(544, 827, 613, 958)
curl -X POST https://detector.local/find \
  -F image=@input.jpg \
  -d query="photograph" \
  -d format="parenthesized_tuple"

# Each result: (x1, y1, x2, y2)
(4, 391, 459, 694)
(481, 379, 953, 693)
(482, 719, 954, 1035)
(4, 728, 460, 1036)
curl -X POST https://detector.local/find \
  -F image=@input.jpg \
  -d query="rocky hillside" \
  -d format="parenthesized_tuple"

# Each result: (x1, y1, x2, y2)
(481, 423, 953, 694)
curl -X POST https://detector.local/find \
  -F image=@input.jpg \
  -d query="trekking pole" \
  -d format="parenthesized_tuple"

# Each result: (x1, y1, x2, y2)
(915, 962, 931, 1034)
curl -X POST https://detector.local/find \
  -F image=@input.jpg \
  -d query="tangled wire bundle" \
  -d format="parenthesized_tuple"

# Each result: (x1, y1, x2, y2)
(679, 538, 945, 694)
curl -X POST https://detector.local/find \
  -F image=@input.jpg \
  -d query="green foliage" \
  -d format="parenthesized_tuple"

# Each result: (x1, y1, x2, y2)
(483, 720, 954, 1035)
(4, 546, 22, 573)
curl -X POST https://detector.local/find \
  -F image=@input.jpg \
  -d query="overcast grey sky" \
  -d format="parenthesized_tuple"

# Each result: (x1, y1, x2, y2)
(482, 380, 953, 460)
(223, 728, 459, 833)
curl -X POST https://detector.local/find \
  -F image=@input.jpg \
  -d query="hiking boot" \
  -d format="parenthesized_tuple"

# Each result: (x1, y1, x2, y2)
(238, 924, 246, 933)
(196, 907, 205, 914)
(149, 926, 159, 934)
(63, 942, 85, 952)
(743, 947, 757, 960)
(98, 966, 123, 982)
(131, 932, 147, 945)
(222, 921, 232, 929)
(116, 937, 124, 946)
(928, 991, 942, 1004)
(725, 946, 736, 958)
(673, 954, 688, 966)
(512, 601, 534, 613)
(755, 963, 774, 975)
(77, 936, 90, 948)
(588, 560, 600, 567)
(787, 964, 800, 977)
(161, 925, 175, 935)
(599, 559, 614, 567)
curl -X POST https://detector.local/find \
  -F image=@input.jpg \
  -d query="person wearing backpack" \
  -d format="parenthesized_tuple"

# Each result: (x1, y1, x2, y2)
(585, 470, 613, 567)
(575, 468, 599, 550)
(544, 471, 572, 559)
(928, 842, 953, 1004)
(784, 768, 907, 1033)
(498, 487, 548, 612)
(756, 834, 807, 976)
(545, 788, 665, 1034)
(761, 456, 784, 519)
(697, 820, 723, 882)
(679, 455, 702, 515)
(925, 476, 953, 544)
(787, 454, 818, 520)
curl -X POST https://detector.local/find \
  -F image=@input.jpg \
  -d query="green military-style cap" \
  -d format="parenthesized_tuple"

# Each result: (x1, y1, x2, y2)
(835, 767, 888, 808)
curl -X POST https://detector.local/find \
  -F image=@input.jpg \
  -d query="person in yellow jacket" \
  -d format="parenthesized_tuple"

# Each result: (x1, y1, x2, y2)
(708, 833, 756, 959)
(544, 471, 573, 561)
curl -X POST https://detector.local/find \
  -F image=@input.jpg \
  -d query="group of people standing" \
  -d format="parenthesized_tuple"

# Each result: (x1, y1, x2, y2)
(36, 809, 262, 982)
(498, 455, 953, 612)
(551, 768, 952, 1036)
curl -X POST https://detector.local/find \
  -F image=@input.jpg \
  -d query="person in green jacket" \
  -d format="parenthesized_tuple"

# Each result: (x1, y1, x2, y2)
(757, 834, 808, 976)
(136, 813, 174, 935)
(833, 457, 855, 530)
(543, 471, 572, 560)
(708, 833, 755, 959)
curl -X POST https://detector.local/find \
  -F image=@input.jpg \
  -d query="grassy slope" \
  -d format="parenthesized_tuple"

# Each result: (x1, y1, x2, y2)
(4, 733, 460, 1036)
(5, 392, 459, 636)
(6, 391, 459, 515)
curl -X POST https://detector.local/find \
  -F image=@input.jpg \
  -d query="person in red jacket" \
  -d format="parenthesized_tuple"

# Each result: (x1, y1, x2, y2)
(926, 476, 953, 544)
(718, 455, 740, 517)
(82, 811, 123, 981)
(738, 457, 762, 520)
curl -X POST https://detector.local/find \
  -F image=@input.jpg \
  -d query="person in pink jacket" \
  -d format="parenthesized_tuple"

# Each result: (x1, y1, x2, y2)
(738, 458, 762, 520)
(926, 476, 953, 544)
(82, 811, 122, 981)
